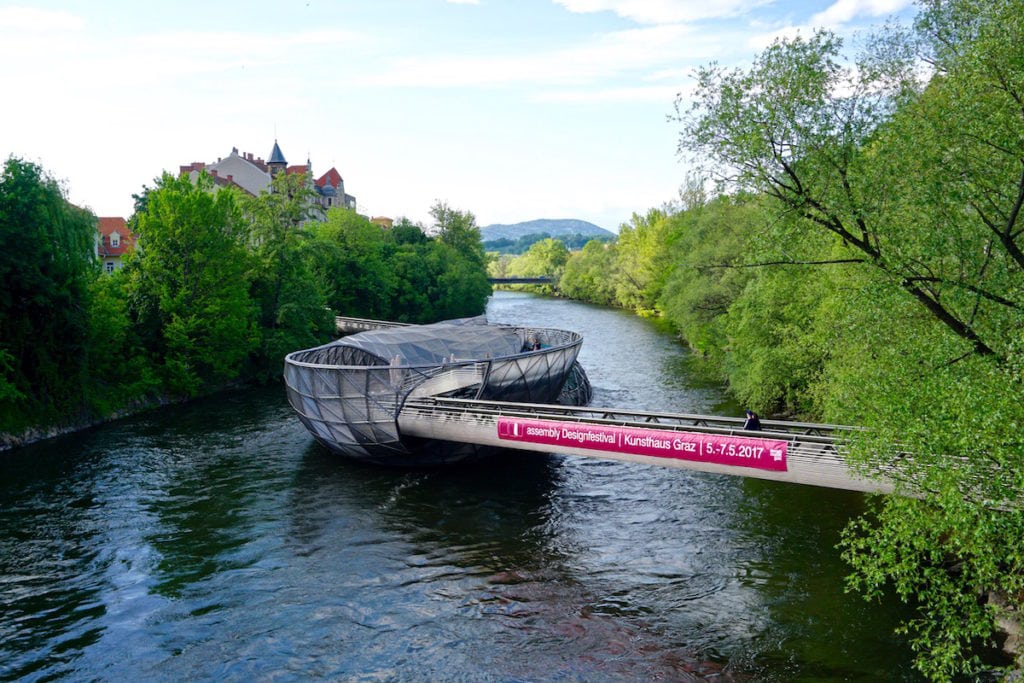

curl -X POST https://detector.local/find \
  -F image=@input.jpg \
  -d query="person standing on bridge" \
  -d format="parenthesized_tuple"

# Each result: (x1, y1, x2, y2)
(743, 410, 761, 431)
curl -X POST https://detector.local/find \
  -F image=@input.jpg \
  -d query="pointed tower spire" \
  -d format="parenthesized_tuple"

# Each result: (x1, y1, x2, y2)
(268, 139, 287, 176)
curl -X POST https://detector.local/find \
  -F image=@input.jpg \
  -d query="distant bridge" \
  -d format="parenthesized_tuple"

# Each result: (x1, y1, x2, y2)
(489, 276, 554, 285)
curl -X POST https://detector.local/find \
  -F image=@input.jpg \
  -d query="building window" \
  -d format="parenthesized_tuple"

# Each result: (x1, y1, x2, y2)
(105, 261, 115, 273)
(111, 233, 120, 248)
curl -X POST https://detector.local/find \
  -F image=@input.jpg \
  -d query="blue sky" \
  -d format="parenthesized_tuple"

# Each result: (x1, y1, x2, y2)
(0, 0, 914, 231)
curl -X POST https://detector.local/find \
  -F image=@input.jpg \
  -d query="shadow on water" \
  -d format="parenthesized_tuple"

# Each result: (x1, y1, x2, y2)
(288, 445, 567, 570)
(281, 443, 744, 681)
(729, 479, 919, 681)
(0, 385, 303, 681)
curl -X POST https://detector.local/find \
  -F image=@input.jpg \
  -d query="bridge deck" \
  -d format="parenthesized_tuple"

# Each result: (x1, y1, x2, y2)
(330, 316, 896, 494)
(398, 397, 894, 494)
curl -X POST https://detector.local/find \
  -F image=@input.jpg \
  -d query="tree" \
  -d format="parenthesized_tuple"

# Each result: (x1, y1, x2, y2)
(677, 4, 1024, 678)
(424, 202, 491, 318)
(560, 239, 618, 306)
(0, 157, 95, 430)
(126, 172, 256, 396)
(429, 201, 487, 269)
(241, 172, 333, 382)
(308, 208, 397, 319)
(389, 217, 428, 246)
(677, 25, 1022, 361)
(85, 267, 155, 412)
(507, 238, 569, 279)
(613, 208, 676, 312)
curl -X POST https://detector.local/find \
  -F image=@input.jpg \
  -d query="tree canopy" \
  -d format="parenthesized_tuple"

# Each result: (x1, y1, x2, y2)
(2, 160, 493, 440)
(662, 2, 1024, 677)
(521, 1, 1024, 677)
(0, 157, 96, 430)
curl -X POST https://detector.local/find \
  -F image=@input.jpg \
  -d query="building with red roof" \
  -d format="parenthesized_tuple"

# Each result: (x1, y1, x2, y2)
(179, 140, 357, 213)
(96, 216, 134, 272)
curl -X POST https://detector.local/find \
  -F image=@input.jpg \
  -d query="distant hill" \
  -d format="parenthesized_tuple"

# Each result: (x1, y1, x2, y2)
(480, 219, 614, 242)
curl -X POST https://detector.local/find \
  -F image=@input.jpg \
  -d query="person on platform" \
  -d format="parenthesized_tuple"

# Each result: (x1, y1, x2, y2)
(743, 410, 761, 431)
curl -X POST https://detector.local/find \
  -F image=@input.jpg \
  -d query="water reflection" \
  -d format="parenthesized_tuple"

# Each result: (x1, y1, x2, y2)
(731, 479, 918, 680)
(288, 446, 566, 570)
(0, 293, 924, 681)
(0, 434, 117, 680)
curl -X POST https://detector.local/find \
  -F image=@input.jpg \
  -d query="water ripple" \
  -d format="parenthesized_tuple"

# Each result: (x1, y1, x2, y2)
(0, 294, 922, 682)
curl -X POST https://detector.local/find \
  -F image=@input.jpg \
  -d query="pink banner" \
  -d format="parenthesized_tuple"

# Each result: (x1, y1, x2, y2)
(497, 418, 787, 472)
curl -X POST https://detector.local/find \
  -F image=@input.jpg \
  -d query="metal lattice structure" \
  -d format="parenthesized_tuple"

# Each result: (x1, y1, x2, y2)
(284, 317, 592, 465)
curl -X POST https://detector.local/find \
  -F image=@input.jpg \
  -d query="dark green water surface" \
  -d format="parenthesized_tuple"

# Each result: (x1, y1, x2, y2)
(0, 291, 919, 681)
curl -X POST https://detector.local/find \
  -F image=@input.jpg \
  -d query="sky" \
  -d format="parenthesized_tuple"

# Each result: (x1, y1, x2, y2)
(0, 0, 915, 232)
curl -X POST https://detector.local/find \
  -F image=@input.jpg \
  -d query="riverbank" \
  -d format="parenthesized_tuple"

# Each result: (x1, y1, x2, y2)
(0, 383, 249, 453)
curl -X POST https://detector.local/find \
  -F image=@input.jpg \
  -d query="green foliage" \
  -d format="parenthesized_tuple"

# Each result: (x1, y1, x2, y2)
(658, 194, 760, 362)
(430, 201, 487, 270)
(0, 157, 95, 429)
(522, 0, 1024, 676)
(308, 209, 398, 319)
(387, 244, 434, 322)
(417, 202, 491, 319)
(657, 1, 1024, 677)
(390, 217, 428, 245)
(507, 238, 569, 278)
(500, 238, 570, 295)
(612, 208, 677, 313)
(126, 172, 257, 396)
(242, 172, 333, 382)
(560, 240, 618, 305)
(1, 160, 492, 440)
(307, 204, 490, 324)
(85, 268, 157, 412)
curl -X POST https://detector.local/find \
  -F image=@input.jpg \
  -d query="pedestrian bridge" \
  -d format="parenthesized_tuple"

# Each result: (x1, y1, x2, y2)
(324, 316, 898, 495)
(488, 276, 554, 285)
(398, 395, 897, 495)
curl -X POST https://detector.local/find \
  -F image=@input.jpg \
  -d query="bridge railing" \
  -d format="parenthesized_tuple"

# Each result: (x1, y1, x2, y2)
(397, 397, 899, 494)
(335, 316, 409, 335)
(488, 276, 554, 285)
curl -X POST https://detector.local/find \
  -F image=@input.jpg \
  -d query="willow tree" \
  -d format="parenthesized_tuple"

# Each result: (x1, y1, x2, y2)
(0, 157, 95, 430)
(613, 208, 677, 312)
(677, 1, 1024, 678)
(559, 239, 618, 306)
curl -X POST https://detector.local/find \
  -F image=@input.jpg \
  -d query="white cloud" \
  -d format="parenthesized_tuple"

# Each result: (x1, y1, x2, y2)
(810, 0, 913, 26)
(746, 0, 913, 51)
(551, 0, 769, 24)
(532, 84, 675, 103)
(0, 6, 84, 32)
(360, 23, 706, 89)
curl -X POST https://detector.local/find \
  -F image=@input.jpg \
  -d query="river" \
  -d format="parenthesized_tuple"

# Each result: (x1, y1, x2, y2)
(0, 290, 919, 681)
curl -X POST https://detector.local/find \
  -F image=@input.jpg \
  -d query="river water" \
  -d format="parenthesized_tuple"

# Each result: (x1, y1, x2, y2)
(1, 291, 919, 681)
